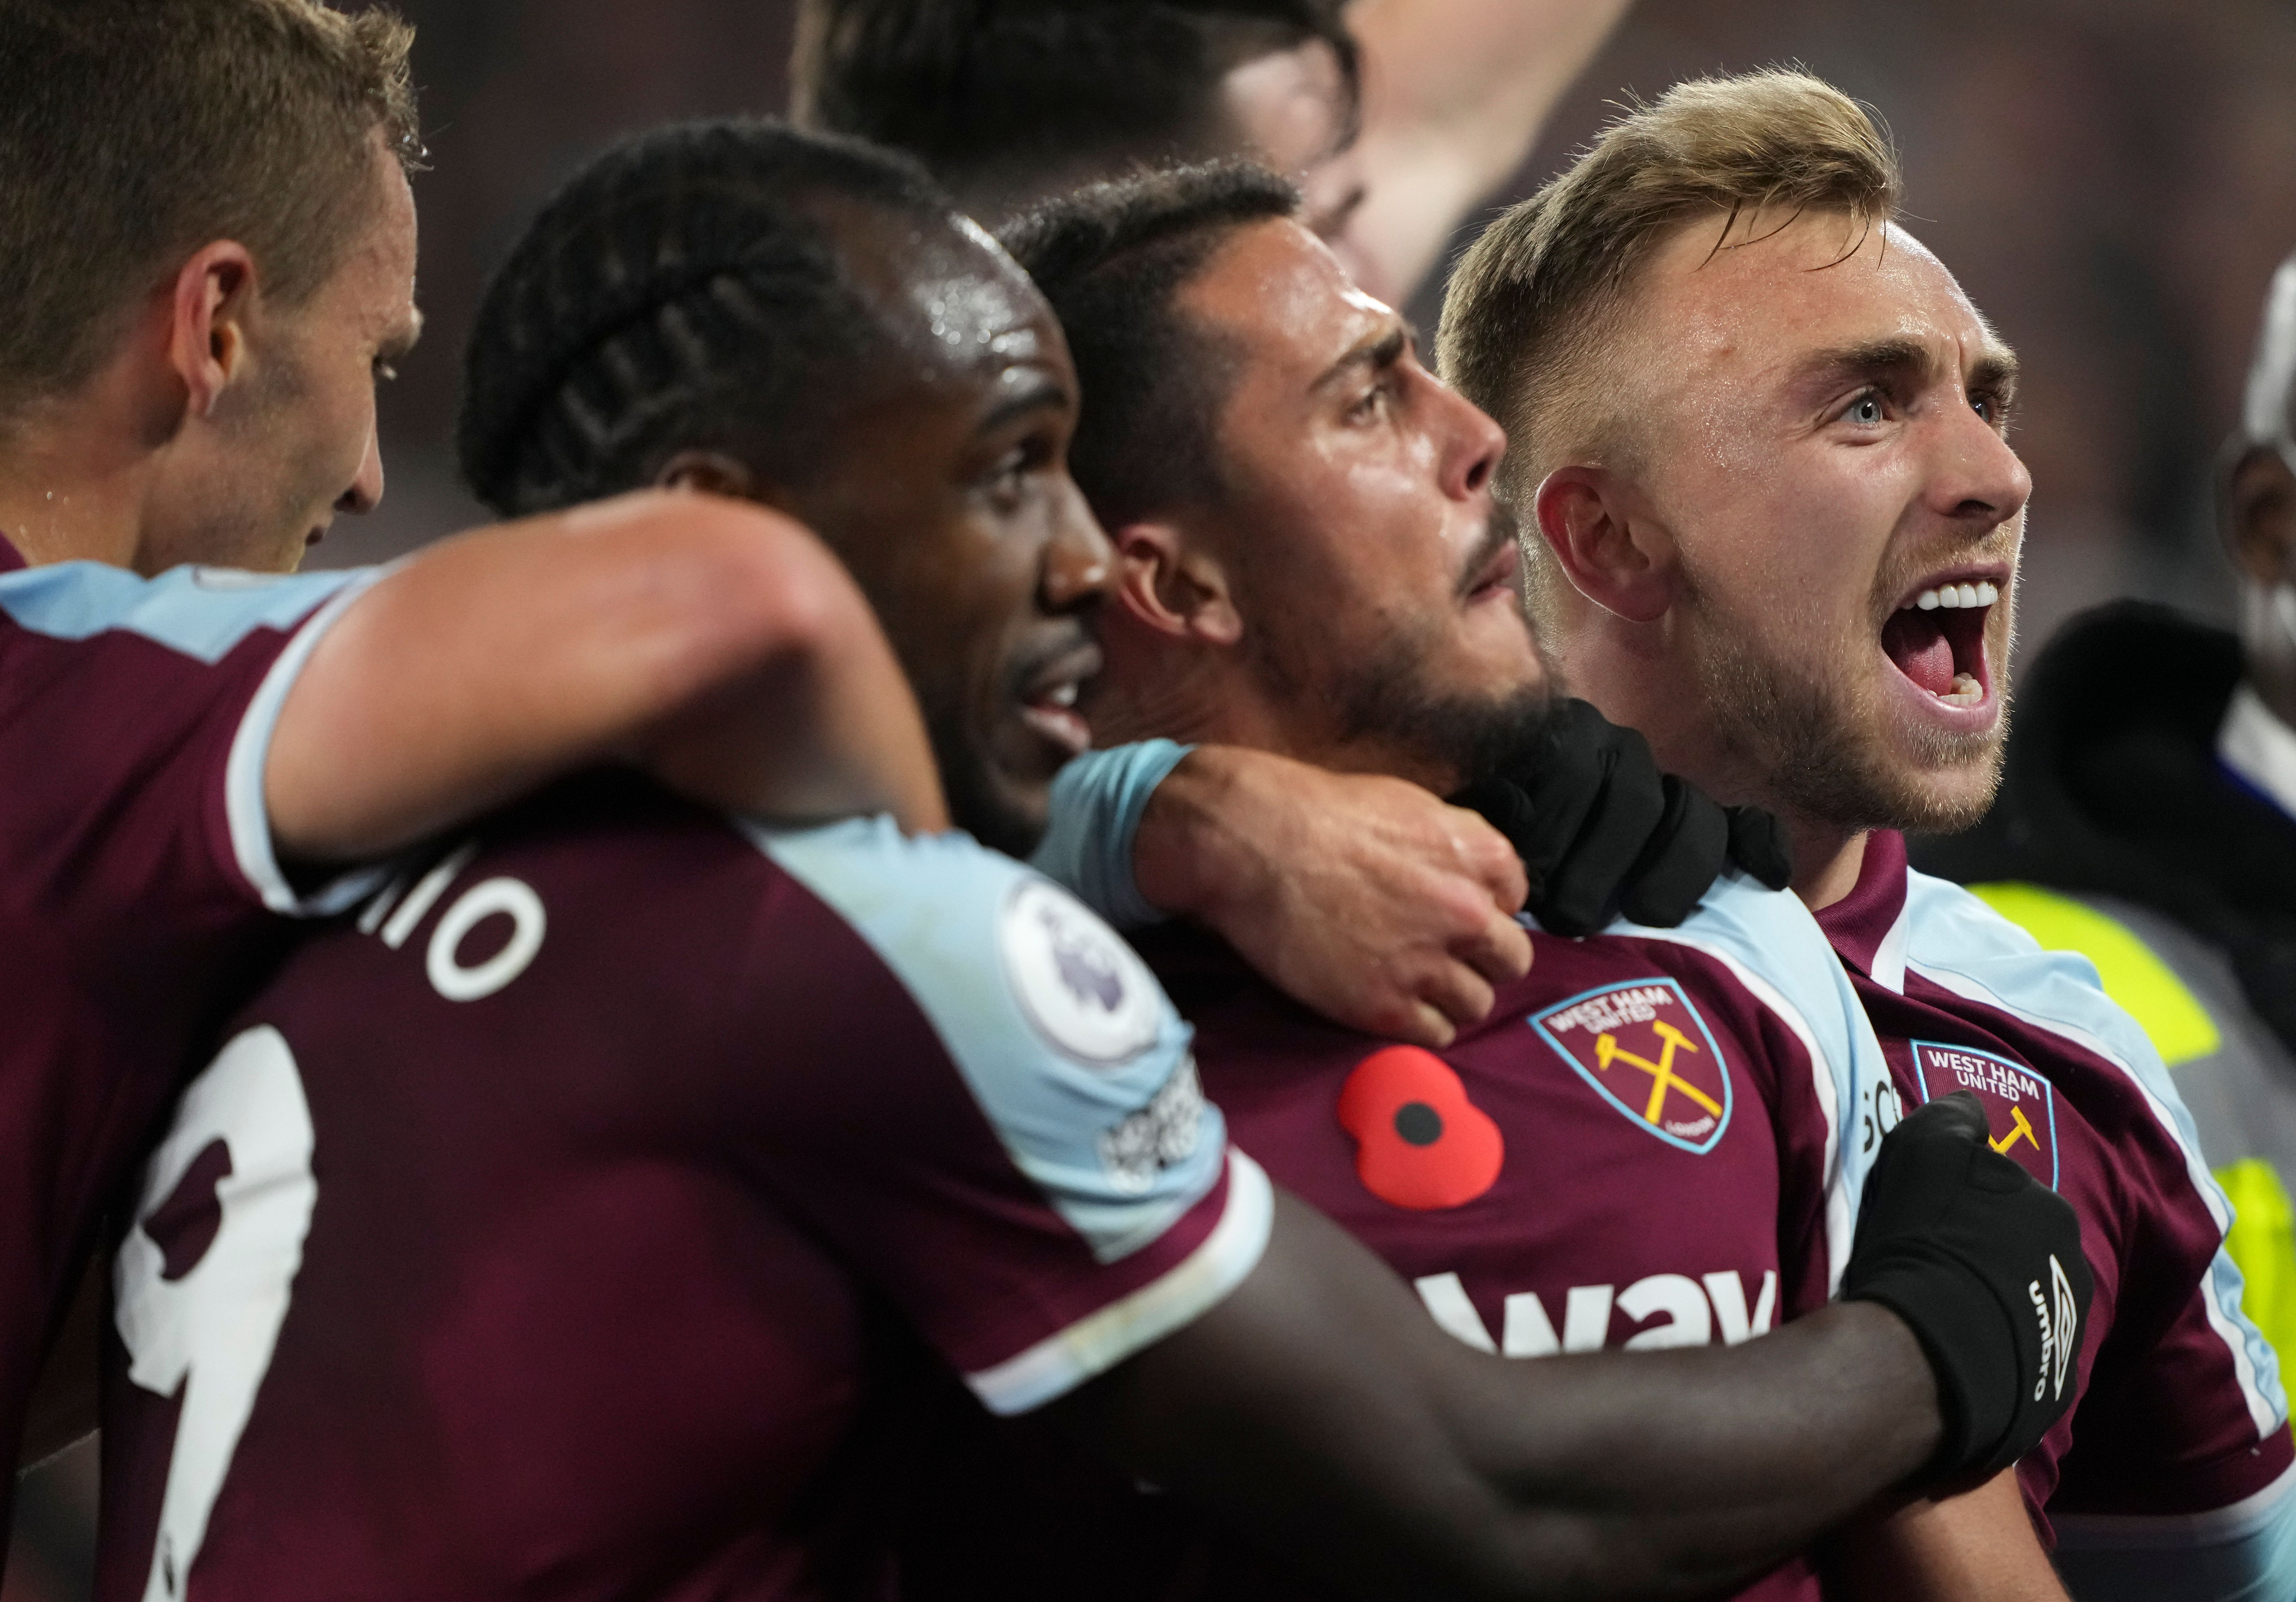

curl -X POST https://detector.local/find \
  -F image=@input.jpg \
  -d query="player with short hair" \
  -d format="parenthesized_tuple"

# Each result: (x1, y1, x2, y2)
(0, 0, 959, 1498)
(881, 157, 2047, 1602)
(791, 0, 1633, 307)
(1441, 67, 2294, 1596)
(95, 118, 2085, 1602)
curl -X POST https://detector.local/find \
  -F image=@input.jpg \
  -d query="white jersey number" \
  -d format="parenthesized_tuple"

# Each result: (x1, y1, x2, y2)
(113, 1026, 317, 1602)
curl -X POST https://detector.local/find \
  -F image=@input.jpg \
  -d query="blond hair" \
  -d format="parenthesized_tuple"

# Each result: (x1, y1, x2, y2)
(1438, 69, 1900, 619)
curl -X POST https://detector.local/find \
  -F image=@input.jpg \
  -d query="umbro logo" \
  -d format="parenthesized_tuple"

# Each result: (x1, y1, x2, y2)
(2028, 1253, 2078, 1402)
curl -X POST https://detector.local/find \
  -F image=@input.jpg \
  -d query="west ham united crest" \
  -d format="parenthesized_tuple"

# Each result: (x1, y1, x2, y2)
(1531, 979, 1732, 1154)
(1907, 1041, 2059, 1190)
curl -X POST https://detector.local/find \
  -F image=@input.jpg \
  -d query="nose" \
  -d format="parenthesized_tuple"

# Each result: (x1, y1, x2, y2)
(1435, 378, 1508, 502)
(1040, 479, 1115, 613)
(336, 424, 385, 516)
(1930, 397, 2031, 533)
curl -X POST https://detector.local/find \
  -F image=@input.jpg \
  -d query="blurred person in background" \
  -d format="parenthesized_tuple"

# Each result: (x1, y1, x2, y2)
(790, 0, 1632, 308)
(1917, 250, 2296, 1597)
(1440, 67, 2292, 1600)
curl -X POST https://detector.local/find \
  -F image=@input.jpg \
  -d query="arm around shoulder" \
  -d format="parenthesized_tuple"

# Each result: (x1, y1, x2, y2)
(264, 489, 946, 864)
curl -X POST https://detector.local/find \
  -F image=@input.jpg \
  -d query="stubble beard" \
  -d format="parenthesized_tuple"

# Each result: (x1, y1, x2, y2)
(1687, 596, 2008, 836)
(1254, 604, 1553, 793)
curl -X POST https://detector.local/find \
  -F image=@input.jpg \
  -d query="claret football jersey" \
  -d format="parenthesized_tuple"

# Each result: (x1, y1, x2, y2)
(1816, 831, 2294, 1543)
(0, 536, 379, 1506)
(95, 772, 1267, 1602)
(889, 873, 1887, 1602)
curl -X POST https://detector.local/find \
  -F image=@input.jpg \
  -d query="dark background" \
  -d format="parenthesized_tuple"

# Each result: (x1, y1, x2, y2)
(9, 2, 2294, 1596)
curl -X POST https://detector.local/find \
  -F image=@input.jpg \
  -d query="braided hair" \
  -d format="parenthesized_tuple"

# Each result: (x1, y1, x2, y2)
(458, 118, 954, 518)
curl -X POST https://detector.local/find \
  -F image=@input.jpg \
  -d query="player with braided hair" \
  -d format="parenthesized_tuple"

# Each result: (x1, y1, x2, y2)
(0, 0, 947, 1503)
(97, 118, 2085, 1602)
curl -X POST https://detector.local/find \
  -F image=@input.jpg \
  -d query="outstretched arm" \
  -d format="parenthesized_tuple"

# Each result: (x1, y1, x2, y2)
(1064, 1190, 1939, 1602)
(266, 489, 947, 861)
(1338, 0, 1633, 302)
(1057, 1097, 2088, 1601)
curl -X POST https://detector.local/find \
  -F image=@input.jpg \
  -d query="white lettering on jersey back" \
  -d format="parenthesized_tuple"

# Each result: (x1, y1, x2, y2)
(1414, 1269, 1778, 1357)
(353, 843, 548, 1002)
(114, 1027, 317, 1602)
(426, 877, 547, 1002)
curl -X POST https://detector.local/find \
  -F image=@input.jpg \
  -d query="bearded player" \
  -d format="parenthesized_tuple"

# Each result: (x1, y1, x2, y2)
(1442, 69, 2293, 1598)
(95, 119, 2085, 1602)
(878, 161, 2063, 1602)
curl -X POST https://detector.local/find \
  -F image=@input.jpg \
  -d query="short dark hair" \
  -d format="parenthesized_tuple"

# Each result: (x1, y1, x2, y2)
(0, 0, 420, 428)
(793, 0, 1354, 220)
(458, 119, 956, 518)
(1001, 161, 1299, 532)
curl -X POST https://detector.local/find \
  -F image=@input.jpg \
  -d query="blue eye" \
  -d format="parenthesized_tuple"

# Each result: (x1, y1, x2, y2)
(1848, 394, 1883, 425)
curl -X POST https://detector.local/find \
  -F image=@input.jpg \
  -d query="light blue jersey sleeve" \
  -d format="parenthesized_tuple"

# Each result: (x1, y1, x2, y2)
(2053, 1462, 2296, 1602)
(0, 559, 388, 916)
(1029, 740, 1194, 928)
(0, 558, 370, 664)
(1586, 873, 1890, 1293)
(745, 815, 1273, 1413)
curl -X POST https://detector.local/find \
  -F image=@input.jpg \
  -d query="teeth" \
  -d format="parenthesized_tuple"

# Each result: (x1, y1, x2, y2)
(1910, 581, 2001, 613)
(1939, 672, 1983, 706)
(1047, 681, 1078, 708)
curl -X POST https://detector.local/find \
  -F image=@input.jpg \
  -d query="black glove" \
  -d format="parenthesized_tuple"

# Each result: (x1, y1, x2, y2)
(1841, 1092, 2092, 1480)
(1452, 698, 1792, 935)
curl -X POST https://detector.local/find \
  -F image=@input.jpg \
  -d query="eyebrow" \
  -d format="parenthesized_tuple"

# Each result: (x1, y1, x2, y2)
(1796, 334, 2020, 400)
(977, 377, 1069, 436)
(1311, 321, 1410, 395)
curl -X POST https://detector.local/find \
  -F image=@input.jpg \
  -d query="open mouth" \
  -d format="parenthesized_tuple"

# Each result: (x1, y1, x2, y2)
(1016, 642, 1101, 759)
(1881, 577, 2001, 710)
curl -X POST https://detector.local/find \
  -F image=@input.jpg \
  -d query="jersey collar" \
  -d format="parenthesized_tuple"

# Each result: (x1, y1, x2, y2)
(1814, 828, 1911, 991)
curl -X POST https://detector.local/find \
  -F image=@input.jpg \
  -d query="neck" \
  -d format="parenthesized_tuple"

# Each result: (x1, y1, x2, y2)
(0, 372, 179, 571)
(1787, 816, 1868, 911)
(1089, 644, 1460, 791)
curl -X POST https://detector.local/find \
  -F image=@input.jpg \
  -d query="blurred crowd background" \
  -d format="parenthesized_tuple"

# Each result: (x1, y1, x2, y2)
(9, 1, 2294, 1595)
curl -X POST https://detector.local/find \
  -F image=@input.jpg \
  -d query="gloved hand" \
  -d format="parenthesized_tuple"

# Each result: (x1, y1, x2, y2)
(1841, 1092, 2092, 1480)
(1451, 698, 1791, 935)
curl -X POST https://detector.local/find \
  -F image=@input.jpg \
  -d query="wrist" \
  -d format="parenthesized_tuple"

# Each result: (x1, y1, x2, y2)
(1132, 746, 1271, 921)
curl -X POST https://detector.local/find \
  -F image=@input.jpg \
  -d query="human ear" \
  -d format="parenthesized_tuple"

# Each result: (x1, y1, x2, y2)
(1108, 519, 1243, 647)
(1533, 465, 1679, 625)
(168, 241, 259, 421)
(2226, 446, 2296, 590)
(658, 449, 763, 505)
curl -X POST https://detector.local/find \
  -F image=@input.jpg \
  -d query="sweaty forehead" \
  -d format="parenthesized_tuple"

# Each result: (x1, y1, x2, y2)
(1634, 212, 1997, 383)
(1182, 217, 1385, 374)
(836, 207, 1064, 389)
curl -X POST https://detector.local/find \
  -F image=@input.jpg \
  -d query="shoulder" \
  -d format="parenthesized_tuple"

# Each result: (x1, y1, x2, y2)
(1901, 868, 2165, 1072)
(1591, 874, 1864, 1060)
(0, 560, 373, 666)
(749, 818, 1170, 1065)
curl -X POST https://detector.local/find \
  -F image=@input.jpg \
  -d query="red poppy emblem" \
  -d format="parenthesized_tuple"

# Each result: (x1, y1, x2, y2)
(1336, 1046, 1505, 1210)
